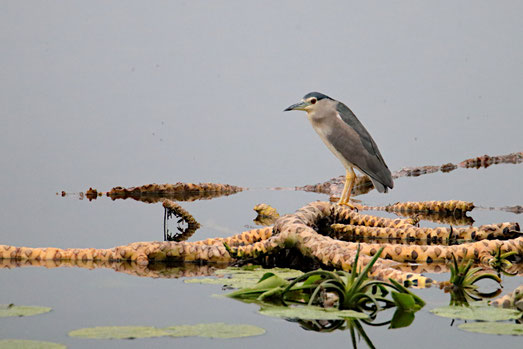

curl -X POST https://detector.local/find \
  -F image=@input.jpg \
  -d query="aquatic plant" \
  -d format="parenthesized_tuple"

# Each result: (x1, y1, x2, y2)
(441, 254, 502, 305)
(489, 246, 518, 276)
(228, 246, 425, 322)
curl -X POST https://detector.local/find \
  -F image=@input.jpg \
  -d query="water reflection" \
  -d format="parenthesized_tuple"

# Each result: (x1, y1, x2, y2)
(392, 262, 523, 277)
(80, 182, 244, 203)
(300, 152, 523, 201)
(0, 259, 226, 279)
(277, 309, 418, 349)
(163, 200, 200, 241)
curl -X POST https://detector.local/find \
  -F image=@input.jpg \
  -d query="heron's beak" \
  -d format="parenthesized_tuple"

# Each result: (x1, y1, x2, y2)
(284, 100, 308, 112)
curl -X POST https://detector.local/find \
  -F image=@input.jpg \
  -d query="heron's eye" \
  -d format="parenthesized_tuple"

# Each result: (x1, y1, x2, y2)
(310, 98, 317, 104)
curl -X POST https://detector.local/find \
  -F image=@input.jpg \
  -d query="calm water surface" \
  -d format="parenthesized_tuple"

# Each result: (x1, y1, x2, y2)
(1, 1, 522, 348)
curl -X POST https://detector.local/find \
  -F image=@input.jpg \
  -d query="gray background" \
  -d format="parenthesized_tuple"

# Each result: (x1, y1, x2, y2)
(0, 1, 522, 348)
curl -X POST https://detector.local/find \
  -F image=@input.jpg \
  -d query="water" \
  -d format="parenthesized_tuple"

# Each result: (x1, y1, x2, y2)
(1, 1, 522, 348)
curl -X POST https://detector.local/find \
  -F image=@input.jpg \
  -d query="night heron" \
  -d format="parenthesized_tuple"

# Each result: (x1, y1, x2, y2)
(284, 92, 393, 206)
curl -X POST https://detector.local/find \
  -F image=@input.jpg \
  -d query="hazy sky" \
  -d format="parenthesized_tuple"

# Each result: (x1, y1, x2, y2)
(1, 1, 522, 191)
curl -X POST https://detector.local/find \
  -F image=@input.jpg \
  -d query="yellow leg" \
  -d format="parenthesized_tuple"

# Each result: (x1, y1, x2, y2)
(338, 167, 356, 207)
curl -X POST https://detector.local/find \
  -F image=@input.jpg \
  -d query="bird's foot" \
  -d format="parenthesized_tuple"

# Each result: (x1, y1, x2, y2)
(336, 200, 359, 211)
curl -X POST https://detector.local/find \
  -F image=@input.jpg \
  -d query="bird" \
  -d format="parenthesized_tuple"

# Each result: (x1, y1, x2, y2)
(284, 92, 393, 207)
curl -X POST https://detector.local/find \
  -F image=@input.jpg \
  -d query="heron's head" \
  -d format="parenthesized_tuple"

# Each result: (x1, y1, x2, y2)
(284, 92, 333, 113)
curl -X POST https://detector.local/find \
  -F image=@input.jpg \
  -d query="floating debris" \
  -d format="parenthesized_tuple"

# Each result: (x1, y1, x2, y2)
(490, 285, 523, 310)
(359, 200, 474, 214)
(459, 152, 523, 169)
(299, 152, 523, 197)
(253, 204, 280, 226)
(107, 182, 244, 203)
(85, 187, 99, 200)
(0, 201, 521, 289)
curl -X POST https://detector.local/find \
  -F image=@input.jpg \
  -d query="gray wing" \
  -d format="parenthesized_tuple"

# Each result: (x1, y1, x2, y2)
(335, 102, 394, 191)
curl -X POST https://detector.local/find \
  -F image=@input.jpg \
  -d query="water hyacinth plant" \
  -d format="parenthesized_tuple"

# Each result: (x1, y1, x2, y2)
(227, 246, 425, 326)
(489, 246, 518, 276)
(440, 254, 502, 305)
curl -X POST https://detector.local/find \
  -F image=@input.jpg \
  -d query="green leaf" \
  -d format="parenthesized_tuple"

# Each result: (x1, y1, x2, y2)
(259, 305, 368, 320)
(68, 326, 171, 339)
(257, 286, 285, 301)
(389, 309, 416, 329)
(352, 247, 384, 292)
(458, 322, 523, 335)
(257, 272, 277, 283)
(391, 292, 417, 311)
(302, 274, 323, 286)
(226, 274, 289, 299)
(164, 323, 265, 339)
(0, 304, 52, 318)
(388, 279, 426, 308)
(430, 304, 521, 321)
(0, 339, 66, 349)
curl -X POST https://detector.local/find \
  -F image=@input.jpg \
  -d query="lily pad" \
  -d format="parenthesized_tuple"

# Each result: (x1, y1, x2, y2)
(214, 267, 303, 280)
(185, 267, 303, 289)
(68, 323, 264, 340)
(458, 322, 523, 335)
(430, 304, 521, 321)
(68, 326, 171, 339)
(0, 304, 52, 318)
(259, 305, 369, 320)
(0, 339, 66, 348)
(165, 323, 265, 338)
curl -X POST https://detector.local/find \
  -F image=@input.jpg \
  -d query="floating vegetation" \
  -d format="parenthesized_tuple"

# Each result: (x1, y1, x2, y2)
(1, 154, 521, 346)
(69, 326, 171, 339)
(227, 247, 425, 331)
(185, 266, 303, 289)
(165, 323, 265, 339)
(299, 152, 523, 198)
(0, 304, 52, 318)
(2, 153, 520, 346)
(440, 254, 502, 305)
(0, 339, 66, 349)
(259, 306, 368, 320)
(106, 182, 244, 203)
(330, 221, 518, 243)
(431, 298, 523, 335)
(489, 246, 519, 275)
(1, 201, 521, 290)
(459, 152, 523, 169)
(69, 323, 265, 340)
(253, 204, 280, 226)
(430, 303, 521, 321)
(359, 200, 474, 214)
(458, 322, 523, 336)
